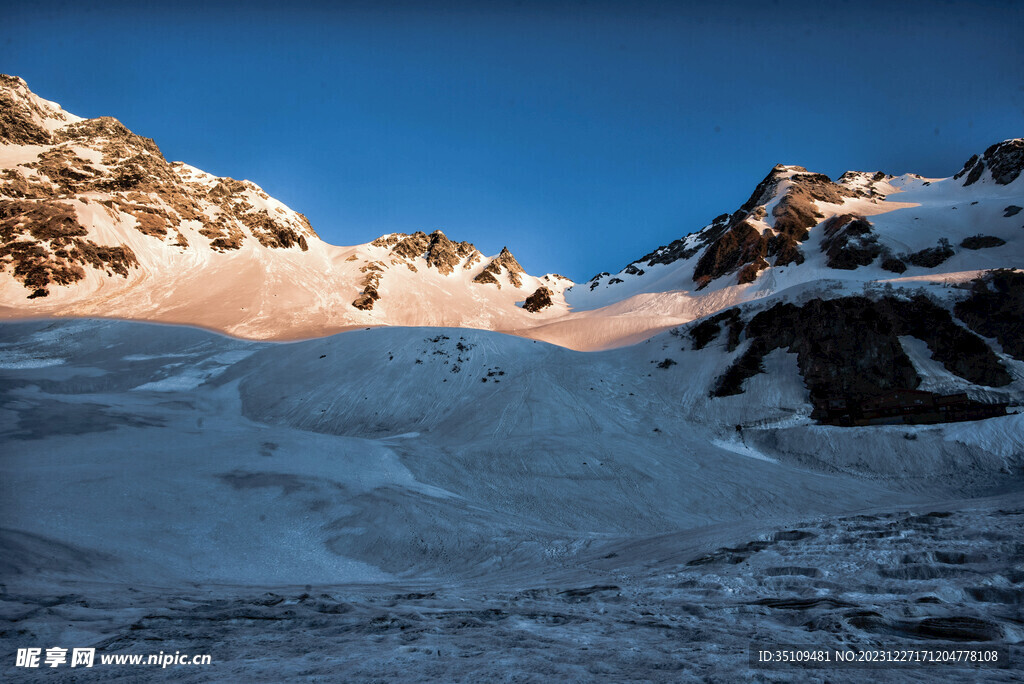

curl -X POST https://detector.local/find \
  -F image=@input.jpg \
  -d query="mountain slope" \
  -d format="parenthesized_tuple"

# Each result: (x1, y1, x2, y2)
(0, 75, 576, 341)
(568, 144, 1024, 313)
(1, 74, 1022, 354)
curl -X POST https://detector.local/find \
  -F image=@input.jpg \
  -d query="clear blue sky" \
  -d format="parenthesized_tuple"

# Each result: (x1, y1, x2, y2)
(6, 0, 1023, 281)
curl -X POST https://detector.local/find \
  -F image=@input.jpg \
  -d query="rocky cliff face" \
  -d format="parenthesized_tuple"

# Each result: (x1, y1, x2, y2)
(583, 163, 882, 293)
(377, 230, 481, 275)
(522, 286, 553, 312)
(689, 274, 1021, 425)
(0, 74, 80, 145)
(955, 139, 1024, 187)
(690, 166, 857, 288)
(473, 246, 525, 289)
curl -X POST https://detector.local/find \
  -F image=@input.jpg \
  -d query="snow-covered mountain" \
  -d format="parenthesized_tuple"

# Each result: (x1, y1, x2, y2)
(5, 75, 1021, 355)
(569, 142, 1024, 312)
(0, 75, 574, 341)
(3, 75, 1024, 678)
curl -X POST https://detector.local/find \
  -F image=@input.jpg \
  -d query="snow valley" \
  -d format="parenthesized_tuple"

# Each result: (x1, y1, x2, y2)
(2, 75, 1023, 681)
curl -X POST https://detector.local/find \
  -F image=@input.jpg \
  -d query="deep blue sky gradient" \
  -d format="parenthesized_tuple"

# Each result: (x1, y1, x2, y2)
(6, 0, 1023, 280)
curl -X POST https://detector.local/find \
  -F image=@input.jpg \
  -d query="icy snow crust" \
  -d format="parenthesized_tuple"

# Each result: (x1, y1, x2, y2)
(2, 319, 1023, 680)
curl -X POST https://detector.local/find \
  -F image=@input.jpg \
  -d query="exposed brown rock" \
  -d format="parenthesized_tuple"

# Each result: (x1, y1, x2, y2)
(240, 209, 306, 249)
(693, 221, 767, 288)
(352, 293, 377, 310)
(0, 75, 65, 145)
(0, 76, 322, 290)
(836, 170, 894, 199)
(689, 309, 743, 351)
(351, 261, 385, 310)
(370, 233, 406, 248)
(132, 209, 169, 237)
(22, 147, 102, 195)
(522, 286, 553, 312)
(472, 268, 501, 288)
(736, 257, 768, 284)
(491, 247, 524, 287)
(491, 246, 524, 273)
(424, 231, 476, 275)
(820, 214, 881, 269)
(0, 168, 54, 199)
(957, 139, 1024, 186)
(473, 246, 525, 288)
(391, 232, 430, 260)
(625, 214, 731, 276)
(200, 220, 245, 252)
(690, 167, 856, 287)
(385, 230, 479, 275)
(0, 198, 137, 295)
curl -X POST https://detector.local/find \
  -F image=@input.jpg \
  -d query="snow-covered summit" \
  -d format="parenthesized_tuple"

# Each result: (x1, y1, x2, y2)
(0, 76, 581, 342)
(568, 139, 1023, 317)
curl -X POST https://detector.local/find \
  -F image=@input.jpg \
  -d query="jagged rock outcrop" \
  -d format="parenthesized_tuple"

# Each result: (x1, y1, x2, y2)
(691, 166, 856, 288)
(954, 139, 1024, 186)
(352, 261, 385, 310)
(836, 170, 897, 199)
(472, 269, 500, 287)
(474, 246, 524, 288)
(693, 221, 768, 286)
(0, 75, 76, 145)
(627, 214, 732, 274)
(352, 233, 534, 308)
(425, 232, 478, 275)
(820, 214, 881, 269)
(522, 286, 553, 312)
(378, 230, 480, 275)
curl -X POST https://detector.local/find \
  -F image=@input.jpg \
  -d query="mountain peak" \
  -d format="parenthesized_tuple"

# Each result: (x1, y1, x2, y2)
(955, 138, 1024, 187)
(0, 74, 83, 145)
(495, 246, 524, 273)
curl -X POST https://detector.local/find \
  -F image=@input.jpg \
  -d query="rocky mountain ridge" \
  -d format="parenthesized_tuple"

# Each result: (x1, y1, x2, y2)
(0, 75, 579, 342)
(1, 76, 1022, 364)
(578, 140, 1022, 303)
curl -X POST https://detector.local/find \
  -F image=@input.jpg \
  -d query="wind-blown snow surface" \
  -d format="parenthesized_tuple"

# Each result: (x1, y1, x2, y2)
(2, 319, 1022, 680)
